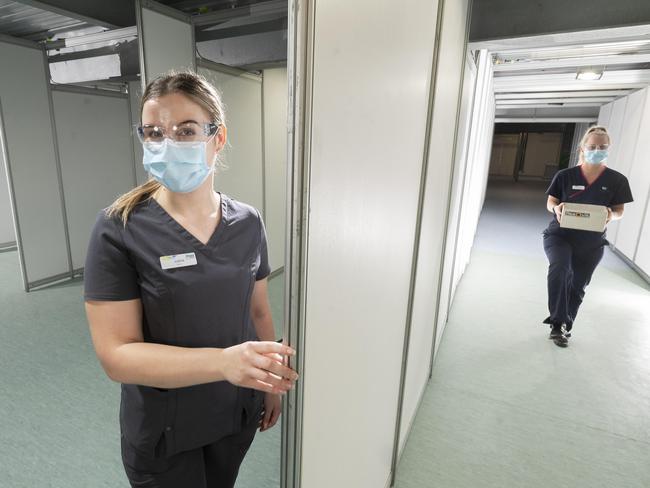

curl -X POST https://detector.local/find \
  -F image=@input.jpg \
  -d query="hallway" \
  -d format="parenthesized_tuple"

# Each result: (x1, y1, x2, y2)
(395, 179, 650, 488)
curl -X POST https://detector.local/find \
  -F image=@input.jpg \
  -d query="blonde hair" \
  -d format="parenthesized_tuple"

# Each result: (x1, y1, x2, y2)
(106, 70, 226, 224)
(580, 125, 611, 148)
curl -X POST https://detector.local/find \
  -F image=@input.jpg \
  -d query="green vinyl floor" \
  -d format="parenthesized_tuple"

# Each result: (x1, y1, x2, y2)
(0, 249, 284, 488)
(394, 179, 650, 488)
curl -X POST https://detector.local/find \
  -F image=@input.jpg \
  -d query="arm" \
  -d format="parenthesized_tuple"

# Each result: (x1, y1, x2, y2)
(547, 195, 563, 222)
(250, 278, 276, 342)
(85, 299, 296, 392)
(606, 204, 625, 223)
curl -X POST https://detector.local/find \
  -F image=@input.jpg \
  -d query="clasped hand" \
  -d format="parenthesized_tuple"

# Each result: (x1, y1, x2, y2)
(222, 341, 298, 395)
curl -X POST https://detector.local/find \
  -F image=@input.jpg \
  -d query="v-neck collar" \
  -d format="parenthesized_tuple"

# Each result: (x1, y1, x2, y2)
(579, 164, 607, 187)
(149, 192, 228, 253)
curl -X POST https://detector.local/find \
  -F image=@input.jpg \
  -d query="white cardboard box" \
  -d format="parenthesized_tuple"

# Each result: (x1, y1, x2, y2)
(560, 203, 608, 232)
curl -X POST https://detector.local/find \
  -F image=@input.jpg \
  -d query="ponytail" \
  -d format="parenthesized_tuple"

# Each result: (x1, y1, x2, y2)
(106, 179, 161, 225)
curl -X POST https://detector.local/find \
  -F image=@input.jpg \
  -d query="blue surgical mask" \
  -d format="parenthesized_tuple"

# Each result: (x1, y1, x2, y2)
(583, 149, 608, 165)
(142, 139, 213, 193)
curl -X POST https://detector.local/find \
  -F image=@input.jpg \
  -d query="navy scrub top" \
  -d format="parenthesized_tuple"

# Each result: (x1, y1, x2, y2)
(544, 165, 633, 243)
(83, 193, 271, 458)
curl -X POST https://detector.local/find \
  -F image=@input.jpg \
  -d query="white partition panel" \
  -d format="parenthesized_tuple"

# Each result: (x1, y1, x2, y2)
(443, 53, 477, 310)
(399, 0, 471, 454)
(607, 89, 645, 246)
(52, 88, 136, 270)
(597, 100, 613, 128)
(634, 199, 650, 274)
(198, 65, 264, 214)
(453, 50, 495, 301)
(299, 0, 439, 486)
(610, 88, 649, 256)
(128, 81, 147, 185)
(606, 97, 628, 172)
(0, 145, 15, 246)
(137, 0, 195, 86)
(0, 39, 70, 288)
(262, 68, 288, 272)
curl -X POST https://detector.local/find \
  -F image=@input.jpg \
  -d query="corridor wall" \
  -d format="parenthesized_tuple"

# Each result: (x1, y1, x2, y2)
(0, 37, 70, 290)
(597, 87, 650, 277)
(199, 62, 287, 272)
(294, 0, 476, 485)
(0, 148, 14, 247)
(198, 64, 264, 223)
(452, 49, 496, 304)
(51, 87, 137, 270)
(262, 67, 288, 272)
(398, 0, 472, 455)
(136, 0, 195, 86)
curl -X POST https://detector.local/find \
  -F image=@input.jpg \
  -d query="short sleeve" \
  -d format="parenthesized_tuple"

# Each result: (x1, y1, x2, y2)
(546, 171, 562, 199)
(84, 210, 140, 301)
(611, 175, 634, 206)
(255, 210, 271, 281)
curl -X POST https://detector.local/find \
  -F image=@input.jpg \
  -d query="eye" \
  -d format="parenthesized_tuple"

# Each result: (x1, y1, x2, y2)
(144, 127, 164, 140)
(177, 127, 196, 136)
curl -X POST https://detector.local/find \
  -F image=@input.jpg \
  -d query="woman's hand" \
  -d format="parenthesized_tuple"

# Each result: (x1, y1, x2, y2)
(606, 207, 613, 224)
(553, 202, 565, 223)
(259, 393, 282, 432)
(222, 341, 297, 394)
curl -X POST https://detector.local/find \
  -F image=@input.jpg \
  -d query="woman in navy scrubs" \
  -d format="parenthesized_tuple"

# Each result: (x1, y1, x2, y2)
(543, 125, 633, 347)
(83, 71, 298, 487)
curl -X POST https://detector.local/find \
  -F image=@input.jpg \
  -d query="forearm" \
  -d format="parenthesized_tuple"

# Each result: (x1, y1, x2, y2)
(252, 312, 276, 342)
(107, 342, 225, 389)
(608, 207, 624, 221)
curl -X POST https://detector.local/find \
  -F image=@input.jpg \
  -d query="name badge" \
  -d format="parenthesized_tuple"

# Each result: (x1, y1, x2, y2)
(160, 252, 198, 270)
(572, 185, 585, 190)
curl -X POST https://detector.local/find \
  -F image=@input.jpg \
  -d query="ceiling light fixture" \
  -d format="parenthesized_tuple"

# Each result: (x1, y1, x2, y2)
(576, 68, 604, 80)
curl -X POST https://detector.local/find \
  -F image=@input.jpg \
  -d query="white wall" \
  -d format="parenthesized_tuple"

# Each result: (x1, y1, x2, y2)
(521, 132, 563, 178)
(139, 3, 194, 84)
(597, 87, 650, 277)
(51, 88, 136, 270)
(262, 67, 288, 272)
(198, 66, 265, 216)
(298, 0, 442, 486)
(489, 134, 518, 176)
(0, 144, 15, 246)
(0, 39, 70, 287)
(128, 81, 147, 186)
(399, 0, 471, 455)
(452, 50, 496, 308)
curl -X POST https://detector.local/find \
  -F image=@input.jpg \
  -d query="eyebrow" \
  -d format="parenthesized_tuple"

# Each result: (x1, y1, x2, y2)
(142, 119, 201, 127)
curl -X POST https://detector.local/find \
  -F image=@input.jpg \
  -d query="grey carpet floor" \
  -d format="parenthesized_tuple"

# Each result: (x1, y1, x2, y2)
(394, 179, 650, 488)
(0, 249, 284, 488)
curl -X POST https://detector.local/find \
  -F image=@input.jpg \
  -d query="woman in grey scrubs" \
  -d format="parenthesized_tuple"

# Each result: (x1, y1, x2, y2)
(83, 70, 298, 488)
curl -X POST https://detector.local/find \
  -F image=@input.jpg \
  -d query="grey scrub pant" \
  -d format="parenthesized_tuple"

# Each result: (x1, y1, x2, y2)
(542, 232, 605, 331)
(121, 407, 262, 488)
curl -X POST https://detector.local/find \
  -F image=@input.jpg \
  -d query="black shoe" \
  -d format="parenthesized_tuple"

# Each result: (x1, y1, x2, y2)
(549, 324, 569, 347)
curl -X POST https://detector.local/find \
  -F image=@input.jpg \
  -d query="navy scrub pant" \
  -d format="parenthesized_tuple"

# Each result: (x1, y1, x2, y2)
(121, 407, 262, 488)
(542, 232, 604, 331)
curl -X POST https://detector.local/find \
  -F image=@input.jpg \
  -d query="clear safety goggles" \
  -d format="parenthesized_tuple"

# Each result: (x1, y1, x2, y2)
(135, 122, 219, 145)
(583, 144, 609, 151)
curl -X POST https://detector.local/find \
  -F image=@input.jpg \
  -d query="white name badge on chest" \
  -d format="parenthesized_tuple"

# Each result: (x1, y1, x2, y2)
(572, 185, 585, 190)
(160, 252, 198, 270)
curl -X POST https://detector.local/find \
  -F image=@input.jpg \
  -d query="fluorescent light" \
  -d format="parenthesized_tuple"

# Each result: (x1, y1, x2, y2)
(576, 68, 603, 80)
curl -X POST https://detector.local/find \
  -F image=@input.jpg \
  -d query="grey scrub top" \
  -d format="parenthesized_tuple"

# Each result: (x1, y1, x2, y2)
(83, 193, 271, 458)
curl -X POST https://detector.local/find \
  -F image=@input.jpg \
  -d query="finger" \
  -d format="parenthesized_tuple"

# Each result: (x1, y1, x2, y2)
(269, 406, 281, 428)
(249, 341, 296, 356)
(248, 368, 294, 391)
(262, 406, 273, 430)
(263, 352, 284, 363)
(245, 378, 290, 395)
(253, 354, 299, 381)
